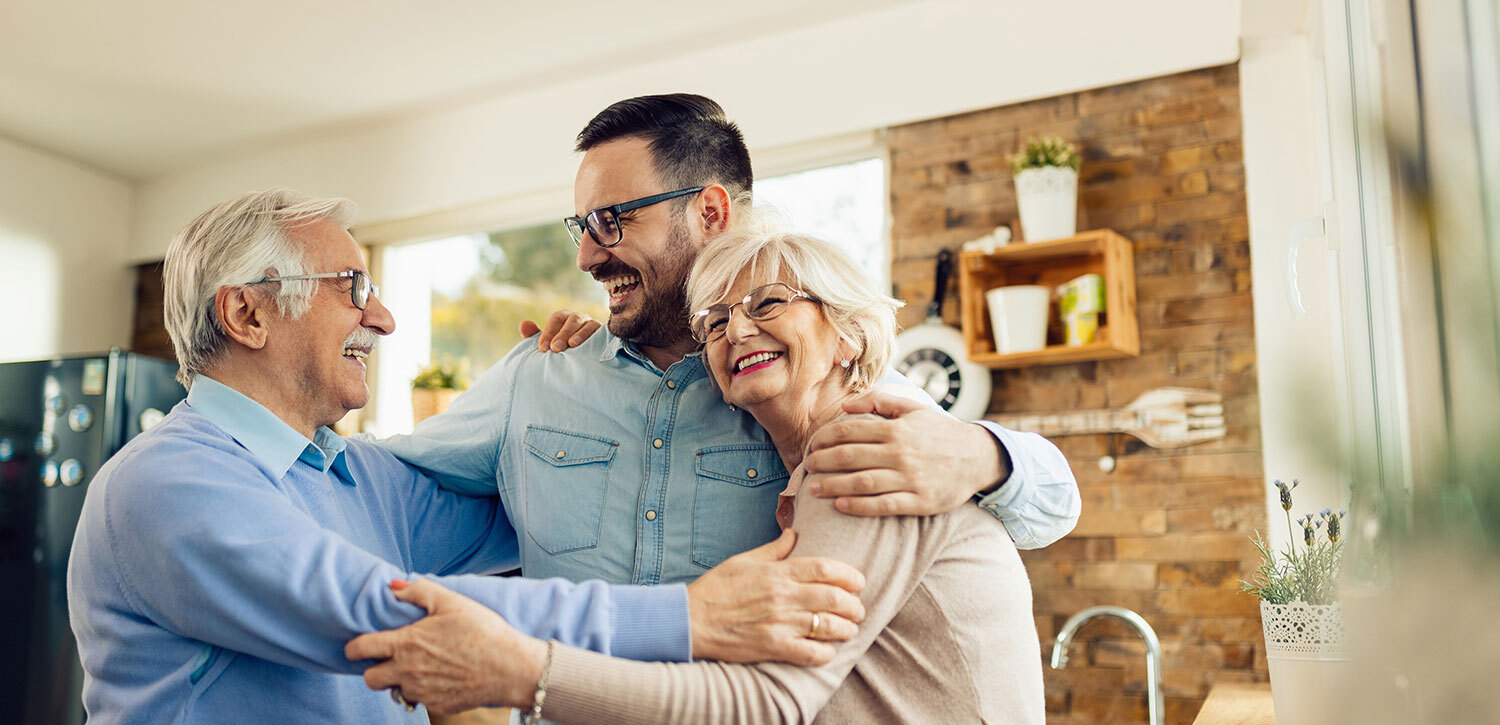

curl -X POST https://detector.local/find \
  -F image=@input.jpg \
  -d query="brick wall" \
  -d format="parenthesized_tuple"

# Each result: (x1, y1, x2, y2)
(887, 65, 1265, 723)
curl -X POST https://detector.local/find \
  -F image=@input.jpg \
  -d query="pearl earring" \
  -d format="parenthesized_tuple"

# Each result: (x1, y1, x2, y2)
(728, 402, 736, 412)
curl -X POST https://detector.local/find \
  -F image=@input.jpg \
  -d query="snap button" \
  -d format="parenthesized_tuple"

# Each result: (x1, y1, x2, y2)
(653, 439, 663, 449)
(747, 468, 757, 478)
(666, 380, 676, 389)
(646, 510, 657, 521)
(556, 450, 565, 459)
(986, 503, 998, 510)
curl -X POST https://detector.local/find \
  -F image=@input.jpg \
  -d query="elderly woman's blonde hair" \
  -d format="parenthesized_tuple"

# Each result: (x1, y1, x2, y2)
(686, 210, 904, 393)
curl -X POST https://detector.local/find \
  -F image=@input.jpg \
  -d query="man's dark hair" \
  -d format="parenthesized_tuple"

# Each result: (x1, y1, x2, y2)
(576, 94, 753, 198)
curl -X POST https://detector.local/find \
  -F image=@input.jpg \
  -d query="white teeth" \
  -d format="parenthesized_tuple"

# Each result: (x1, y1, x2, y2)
(601, 275, 641, 295)
(342, 348, 368, 359)
(736, 351, 781, 372)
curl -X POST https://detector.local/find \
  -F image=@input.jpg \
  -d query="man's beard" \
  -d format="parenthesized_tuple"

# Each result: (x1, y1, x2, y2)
(603, 220, 695, 348)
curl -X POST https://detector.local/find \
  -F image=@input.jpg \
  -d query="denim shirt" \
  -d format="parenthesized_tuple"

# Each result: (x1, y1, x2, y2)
(379, 330, 1079, 587)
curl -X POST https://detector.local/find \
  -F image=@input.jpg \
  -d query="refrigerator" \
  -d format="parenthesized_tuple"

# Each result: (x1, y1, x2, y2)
(0, 349, 184, 725)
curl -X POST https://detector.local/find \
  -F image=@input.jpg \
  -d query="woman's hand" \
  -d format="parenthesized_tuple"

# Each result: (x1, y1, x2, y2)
(346, 579, 548, 715)
(519, 309, 601, 352)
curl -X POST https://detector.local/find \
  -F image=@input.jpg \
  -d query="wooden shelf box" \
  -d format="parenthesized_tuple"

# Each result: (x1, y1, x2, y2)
(957, 229, 1139, 369)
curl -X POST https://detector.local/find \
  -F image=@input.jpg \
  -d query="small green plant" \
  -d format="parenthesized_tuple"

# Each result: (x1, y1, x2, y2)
(1240, 479, 1347, 605)
(1008, 136, 1082, 174)
(411, 356, 470, 391)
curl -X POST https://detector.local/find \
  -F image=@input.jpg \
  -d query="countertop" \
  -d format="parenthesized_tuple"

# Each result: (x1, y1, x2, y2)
(1192, 683, 1274, 724)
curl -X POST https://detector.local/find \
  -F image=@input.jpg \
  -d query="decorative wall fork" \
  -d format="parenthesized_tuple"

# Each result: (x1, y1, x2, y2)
(986, 387, 1226, 449)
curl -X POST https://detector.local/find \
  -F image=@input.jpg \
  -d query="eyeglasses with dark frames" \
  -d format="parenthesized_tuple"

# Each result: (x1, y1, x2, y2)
(689, 282, 821, 344)
(564, 186, 705, 248)
(248, 270, 380, 310)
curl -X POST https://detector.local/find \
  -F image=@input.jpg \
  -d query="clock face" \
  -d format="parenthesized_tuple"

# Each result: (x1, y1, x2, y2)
(896, 347, 963, 410)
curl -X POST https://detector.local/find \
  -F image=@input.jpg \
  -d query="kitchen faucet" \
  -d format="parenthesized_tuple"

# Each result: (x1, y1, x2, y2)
(1051, 605, 1164, 725)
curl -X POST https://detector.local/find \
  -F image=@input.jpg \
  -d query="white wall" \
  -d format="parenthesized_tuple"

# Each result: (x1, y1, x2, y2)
(130, 0, 1241, 260)
(0, 136, 134, 361)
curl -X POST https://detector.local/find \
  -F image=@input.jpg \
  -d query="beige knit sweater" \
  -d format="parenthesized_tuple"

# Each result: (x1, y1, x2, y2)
(539, 452, 1045, 724)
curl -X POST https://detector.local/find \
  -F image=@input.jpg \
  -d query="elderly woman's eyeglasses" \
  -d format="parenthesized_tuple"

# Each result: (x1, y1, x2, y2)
(564, 187, 705, 248)
(690, 283, 820, 343)
(248, 270, 380, 310)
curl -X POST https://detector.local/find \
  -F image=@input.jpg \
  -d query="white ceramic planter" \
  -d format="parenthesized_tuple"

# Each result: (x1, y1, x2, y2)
(1260, 601, 1353, 725)
(1014, 166, 1078, 241)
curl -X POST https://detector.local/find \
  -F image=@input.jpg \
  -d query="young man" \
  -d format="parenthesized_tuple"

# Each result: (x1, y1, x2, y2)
(376, 95, 1080, 665)
(68, 189, 863, 724)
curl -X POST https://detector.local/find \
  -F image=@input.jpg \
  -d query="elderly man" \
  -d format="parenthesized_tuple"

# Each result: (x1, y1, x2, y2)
(366, 95, 1079, 700)
(67, 189, 865, 724)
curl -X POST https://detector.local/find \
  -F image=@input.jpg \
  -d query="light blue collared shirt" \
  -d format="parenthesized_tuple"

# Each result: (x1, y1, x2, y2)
(379, 330, 1079, 591)
(68, 375, 690, 725)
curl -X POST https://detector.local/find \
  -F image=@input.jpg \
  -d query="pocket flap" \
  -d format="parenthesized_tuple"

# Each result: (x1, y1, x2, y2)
(524, 426, 618, 466)
(695, 444, 789, 487)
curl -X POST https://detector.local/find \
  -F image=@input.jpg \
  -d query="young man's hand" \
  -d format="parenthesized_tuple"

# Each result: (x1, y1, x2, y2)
(687, 530, 865, 666)
(802, 390, 1009, 517)
(518, 309, 601, 352)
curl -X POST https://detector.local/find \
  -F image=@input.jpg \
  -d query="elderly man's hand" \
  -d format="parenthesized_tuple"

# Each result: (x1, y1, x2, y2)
(346, 580, 546, 716)
(687, 530, 866, 666)
(802, 389, 1009, 517)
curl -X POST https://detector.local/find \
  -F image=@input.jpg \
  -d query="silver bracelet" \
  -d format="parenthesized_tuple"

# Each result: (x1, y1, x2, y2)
(520, 640, 555, 725)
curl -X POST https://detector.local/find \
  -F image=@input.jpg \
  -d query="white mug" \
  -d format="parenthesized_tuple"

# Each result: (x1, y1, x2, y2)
(985, 285, 1051, 354)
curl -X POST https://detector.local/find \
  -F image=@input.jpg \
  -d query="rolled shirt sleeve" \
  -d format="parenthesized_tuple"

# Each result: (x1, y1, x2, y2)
(972, 420, 1081, 549)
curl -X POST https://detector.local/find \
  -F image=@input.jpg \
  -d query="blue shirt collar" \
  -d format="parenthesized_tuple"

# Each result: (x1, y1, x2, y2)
(598, 331, 635, 363)
(598, 330, 706, 372)
(186, 375, 354, 485)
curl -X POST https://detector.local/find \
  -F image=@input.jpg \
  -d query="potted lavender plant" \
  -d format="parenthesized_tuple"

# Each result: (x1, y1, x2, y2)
(1241, 479, 1350, 725)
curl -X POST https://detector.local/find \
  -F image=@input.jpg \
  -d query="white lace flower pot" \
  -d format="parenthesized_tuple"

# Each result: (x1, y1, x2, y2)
(1013, 166, 1078, 241)
(1261, 601, 1353, 725)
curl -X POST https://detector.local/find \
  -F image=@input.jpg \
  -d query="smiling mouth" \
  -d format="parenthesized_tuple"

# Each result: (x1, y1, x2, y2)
(599, 274, 641, 306)
(342, 347, 370, 367)
(733, 351, 783, 376)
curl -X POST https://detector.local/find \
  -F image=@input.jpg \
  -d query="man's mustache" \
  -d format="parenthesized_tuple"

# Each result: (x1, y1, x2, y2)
(592, 261, 640, 282)
(342, 326, 380, 351)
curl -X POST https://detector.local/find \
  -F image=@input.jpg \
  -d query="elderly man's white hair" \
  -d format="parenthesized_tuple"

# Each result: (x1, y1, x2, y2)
(162, 188, 357, 388)
(686, 206, 904, 393)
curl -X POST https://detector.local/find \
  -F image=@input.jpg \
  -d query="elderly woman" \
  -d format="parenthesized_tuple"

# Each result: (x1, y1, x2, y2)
(351, 225, 1044, 723)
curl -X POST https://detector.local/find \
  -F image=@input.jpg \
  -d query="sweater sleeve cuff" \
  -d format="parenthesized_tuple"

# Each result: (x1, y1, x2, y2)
(607, 583, 691, 662)
(543, 644, 650, 723)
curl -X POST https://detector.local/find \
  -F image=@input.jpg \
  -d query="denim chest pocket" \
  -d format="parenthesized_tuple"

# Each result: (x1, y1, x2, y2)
(523, 426, 618, 554)
(691, 445, 790, 569)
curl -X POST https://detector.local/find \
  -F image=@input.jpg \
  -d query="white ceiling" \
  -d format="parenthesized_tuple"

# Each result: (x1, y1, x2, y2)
(0, 0, 909, 180)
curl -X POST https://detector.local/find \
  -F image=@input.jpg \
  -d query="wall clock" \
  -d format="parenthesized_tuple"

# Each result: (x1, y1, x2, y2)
(895, 249, 992, 421)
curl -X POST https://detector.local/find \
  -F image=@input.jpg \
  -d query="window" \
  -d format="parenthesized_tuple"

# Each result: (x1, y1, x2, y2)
(371, 223, 606, 435)
(754, 157, 889, 290)
(368, 156, 888, 435)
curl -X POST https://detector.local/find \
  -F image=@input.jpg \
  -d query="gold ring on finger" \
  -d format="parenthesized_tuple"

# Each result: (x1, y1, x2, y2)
(808, 612, 821, 639)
